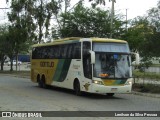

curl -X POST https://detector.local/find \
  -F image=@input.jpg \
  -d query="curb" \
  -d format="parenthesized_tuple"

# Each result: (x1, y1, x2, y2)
(132, 91, 160, 98)
(0, 73, 30, 79)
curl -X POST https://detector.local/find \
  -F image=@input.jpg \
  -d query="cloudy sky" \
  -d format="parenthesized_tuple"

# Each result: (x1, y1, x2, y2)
(0, 0, 159, 24)
(112, 0, 158, 19)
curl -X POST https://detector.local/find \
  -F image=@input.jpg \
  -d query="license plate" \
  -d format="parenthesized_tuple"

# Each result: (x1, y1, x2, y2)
(111, 88, 118, 92)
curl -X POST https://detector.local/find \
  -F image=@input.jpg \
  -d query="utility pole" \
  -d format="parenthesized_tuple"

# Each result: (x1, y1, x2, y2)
(126, 9, 128, 31)
(109, 0, 116, 38)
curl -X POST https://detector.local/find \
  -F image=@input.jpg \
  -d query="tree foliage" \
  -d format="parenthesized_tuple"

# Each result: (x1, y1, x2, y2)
(124, 17, 160, 60)
(5, 0, 60, 70)
(2, 0, 159, 68)
(33, 0, 59, 43)
(145, 0, 160, 57)
(123, 0, 160, 64)
(7, 0, 59, 44)
(124, 17, 153, 53)
(147, 0, 160, 32)
(88, 0, 106, 8)
(53, 3, 125, 38)
(0, 25, 9, 70)
(7, 0, 36, 71)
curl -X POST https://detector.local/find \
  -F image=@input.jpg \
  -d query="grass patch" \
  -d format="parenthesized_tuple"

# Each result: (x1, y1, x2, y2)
(133, 83, 160, 93)
(133, 71, 160, 80)
(0, 71, 30, 78)
(150, 64, 160, 67)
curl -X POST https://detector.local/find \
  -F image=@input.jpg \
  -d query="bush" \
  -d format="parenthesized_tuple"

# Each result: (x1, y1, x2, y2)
(133, 71, 160, 80)
(133, 83, 160, 93)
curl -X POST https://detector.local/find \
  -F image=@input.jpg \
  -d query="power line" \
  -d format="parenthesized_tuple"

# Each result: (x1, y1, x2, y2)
(0, 8, 9, 9)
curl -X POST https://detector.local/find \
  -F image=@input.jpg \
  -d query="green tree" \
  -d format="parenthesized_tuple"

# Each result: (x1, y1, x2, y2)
(54, 3, 125, 38)
(51, 0, 84, 39)
(124, 17, 153, 53)
(7, 0, 59, 44)
(147, 0, 160, 32)
(6, 0, 59, 70)
(7, 0, 35, 71)
(89, 0, 106, 7)
(123, 1, 160, 66)
(145, 0, 160, 57)
(123, 16, 158, 67)
(0, 25, 9, 71)
(33, 0, 59, 43)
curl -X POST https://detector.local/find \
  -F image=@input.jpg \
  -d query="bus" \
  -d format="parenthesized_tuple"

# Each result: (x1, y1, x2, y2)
(31, 37, 133, 96)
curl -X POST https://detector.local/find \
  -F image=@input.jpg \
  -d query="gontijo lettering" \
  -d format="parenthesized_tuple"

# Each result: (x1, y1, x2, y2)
(40, 62, 54, 67)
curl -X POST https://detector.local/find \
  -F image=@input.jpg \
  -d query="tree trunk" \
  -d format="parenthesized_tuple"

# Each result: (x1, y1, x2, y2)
(1, 62, 4, 71)
(10, 57, 13, 71)
(15, 53, 18, 71)
(0, 54, 5, 71)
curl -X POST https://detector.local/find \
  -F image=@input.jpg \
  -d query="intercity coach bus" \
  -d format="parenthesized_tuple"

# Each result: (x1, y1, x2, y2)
(31, 37, 133, 96)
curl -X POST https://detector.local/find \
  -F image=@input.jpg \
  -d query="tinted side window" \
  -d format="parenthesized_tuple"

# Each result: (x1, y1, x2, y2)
(32, 47, 43, 59)
(32, 43, 81, 59)
(60, 45, 68, 59)
(32, 47, 36, 59)
(67, 44, 73, 59)
(73, 43, 81, 59)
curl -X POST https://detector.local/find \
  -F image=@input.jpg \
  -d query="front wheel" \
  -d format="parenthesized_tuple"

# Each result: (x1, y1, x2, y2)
(106, 93, 114, 97)
(74, 81, 81, 96)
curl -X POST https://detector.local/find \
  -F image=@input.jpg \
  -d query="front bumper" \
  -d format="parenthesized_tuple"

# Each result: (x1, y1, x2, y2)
(89, 84, 132, 94)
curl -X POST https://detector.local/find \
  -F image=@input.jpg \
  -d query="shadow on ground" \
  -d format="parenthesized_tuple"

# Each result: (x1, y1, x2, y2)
(34, 85, 124, 100)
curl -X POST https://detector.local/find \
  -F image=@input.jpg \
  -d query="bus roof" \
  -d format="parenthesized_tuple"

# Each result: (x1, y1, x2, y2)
(32, 37, 127, 47)
(91, 38, 127, 43)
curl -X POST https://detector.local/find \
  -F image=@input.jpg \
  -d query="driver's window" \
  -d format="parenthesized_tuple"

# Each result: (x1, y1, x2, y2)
(83, 41, 92, 79)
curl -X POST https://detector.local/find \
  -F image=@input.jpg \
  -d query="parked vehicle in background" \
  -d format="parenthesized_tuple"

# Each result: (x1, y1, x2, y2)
(7, 60, 22, 66)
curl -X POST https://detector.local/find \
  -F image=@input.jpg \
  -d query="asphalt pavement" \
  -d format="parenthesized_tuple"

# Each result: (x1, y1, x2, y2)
(0, 75, 160, 120)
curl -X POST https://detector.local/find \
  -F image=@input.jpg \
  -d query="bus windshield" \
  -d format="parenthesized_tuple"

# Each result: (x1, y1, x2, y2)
(93, 43, 131, 79)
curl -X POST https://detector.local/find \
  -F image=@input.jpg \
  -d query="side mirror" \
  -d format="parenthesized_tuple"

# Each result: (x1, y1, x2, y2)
(131, 52, 140, 65)
(89, 50, 95, 64)
(135, 53, 140, 65)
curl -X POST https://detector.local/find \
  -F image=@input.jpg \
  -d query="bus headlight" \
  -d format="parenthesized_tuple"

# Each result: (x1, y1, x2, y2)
(93, 80, 104, 85)
(125, 80, 132, 85)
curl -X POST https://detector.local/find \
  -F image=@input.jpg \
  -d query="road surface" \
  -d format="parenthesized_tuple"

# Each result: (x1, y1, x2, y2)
(0, 75, 159, 120)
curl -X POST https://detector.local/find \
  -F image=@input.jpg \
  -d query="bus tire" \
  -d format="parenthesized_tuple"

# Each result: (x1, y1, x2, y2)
(74, 80, 81, 96)
(37, 75, 43, 88)
(41, 75, 47, 89)
(106, 93, 114, 97)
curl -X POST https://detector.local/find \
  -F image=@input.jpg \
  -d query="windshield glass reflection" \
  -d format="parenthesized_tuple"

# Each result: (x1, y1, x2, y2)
(94, 53, 131, 79)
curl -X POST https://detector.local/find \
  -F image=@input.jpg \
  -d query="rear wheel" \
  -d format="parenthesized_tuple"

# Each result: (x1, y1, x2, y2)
(74, 80, 81, 96)
(37, 75, 43, 88)
(41, 75, 47, 89)
(106, 93, 114, 97)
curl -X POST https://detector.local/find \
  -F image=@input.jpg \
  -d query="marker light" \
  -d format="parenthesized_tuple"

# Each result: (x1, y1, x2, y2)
(99, 73, 109, 77)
